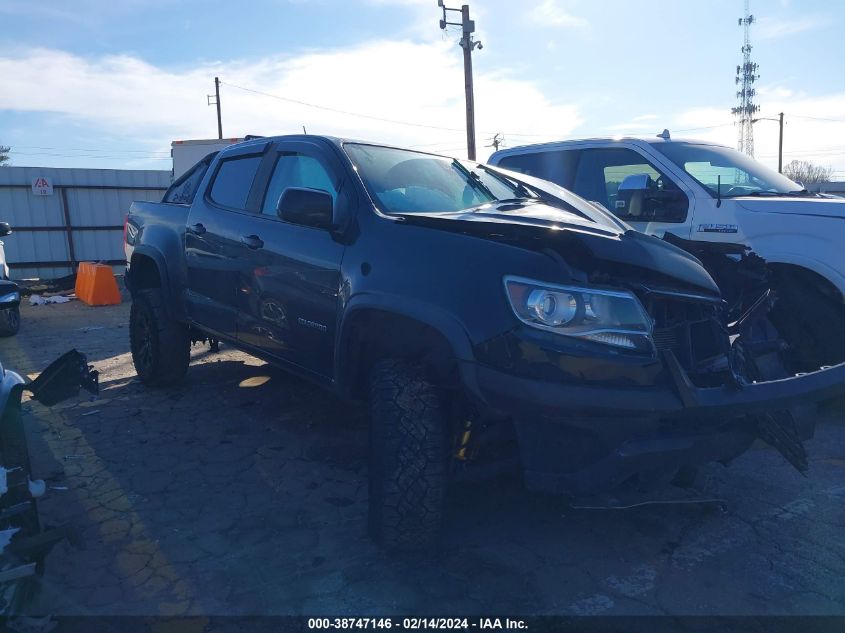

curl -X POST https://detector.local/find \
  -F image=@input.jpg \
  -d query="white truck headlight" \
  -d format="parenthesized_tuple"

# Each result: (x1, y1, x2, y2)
(504, 276, 654, 352)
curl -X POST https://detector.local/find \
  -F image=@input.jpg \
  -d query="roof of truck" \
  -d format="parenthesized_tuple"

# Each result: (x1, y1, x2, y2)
(490, 135, 733, 158)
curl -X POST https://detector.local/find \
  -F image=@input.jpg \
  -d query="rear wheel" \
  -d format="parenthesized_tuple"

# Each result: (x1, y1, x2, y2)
(368, 359, 449, 552)
(129, 289, 190, 386)
(0, 307, 20, 337)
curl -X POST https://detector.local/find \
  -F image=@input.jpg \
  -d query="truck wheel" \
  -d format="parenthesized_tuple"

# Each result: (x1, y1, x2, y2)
(129, 288, 190, 386)
(770, 276, 845, 371)
(0, 307, 20, 337)
(368, 359, 448, 552)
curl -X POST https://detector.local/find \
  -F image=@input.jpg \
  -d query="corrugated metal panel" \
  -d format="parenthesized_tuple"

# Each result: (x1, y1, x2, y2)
(0, 167, 169, 280)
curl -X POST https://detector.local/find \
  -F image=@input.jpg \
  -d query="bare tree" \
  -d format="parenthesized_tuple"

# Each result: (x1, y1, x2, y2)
(783, 160, 834, 184)
(0, 146, 9, 166)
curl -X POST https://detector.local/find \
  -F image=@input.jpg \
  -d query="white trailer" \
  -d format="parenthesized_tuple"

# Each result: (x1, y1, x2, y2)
(171, 138, 243, 180)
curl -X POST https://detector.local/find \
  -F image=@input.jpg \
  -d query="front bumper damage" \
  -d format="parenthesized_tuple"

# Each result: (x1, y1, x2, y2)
(461, 350, 845, 495)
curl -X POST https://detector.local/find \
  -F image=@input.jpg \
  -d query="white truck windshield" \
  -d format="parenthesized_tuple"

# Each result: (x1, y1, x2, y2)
(654, 142, 803, 198)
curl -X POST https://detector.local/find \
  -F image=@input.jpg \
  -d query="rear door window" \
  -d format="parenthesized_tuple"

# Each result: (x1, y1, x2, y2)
(209, 155, 263, 210)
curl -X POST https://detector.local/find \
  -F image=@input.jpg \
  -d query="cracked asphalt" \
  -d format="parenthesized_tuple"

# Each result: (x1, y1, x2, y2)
(1, 295, 844, 616)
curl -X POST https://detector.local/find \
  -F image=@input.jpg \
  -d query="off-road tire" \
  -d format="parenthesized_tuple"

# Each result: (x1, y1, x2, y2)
(0, 307, 20, 337)
(368, 359, 448, 552)
(129, 288, 190, 386)
(769, 274, 845, 371)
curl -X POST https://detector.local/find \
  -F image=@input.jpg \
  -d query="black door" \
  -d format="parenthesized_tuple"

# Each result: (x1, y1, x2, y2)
(234, 140, 347, 380)
(184, 144, 266, 339)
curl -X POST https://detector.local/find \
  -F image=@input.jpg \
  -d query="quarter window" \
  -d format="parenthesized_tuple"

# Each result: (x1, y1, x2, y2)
(209, 155, 262, 210)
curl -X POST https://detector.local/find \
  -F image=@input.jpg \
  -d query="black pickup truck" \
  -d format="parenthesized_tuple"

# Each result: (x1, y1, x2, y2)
(124, 135, 845, 551)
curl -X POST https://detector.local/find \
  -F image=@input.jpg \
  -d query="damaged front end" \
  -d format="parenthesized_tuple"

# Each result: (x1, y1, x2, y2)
(401, 205, 845, 497)
(0, 350, 97, 614)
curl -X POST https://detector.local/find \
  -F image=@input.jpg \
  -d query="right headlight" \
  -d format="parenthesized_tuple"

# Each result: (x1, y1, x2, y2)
(504, 275, 654, 353)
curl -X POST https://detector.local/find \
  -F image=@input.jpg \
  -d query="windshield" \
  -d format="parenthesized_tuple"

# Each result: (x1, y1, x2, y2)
(344, 144, 528, 214)
(654, 142, 803, 198)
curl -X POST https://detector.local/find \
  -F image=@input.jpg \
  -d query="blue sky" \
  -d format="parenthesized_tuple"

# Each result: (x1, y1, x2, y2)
(0, 0, 842, 176)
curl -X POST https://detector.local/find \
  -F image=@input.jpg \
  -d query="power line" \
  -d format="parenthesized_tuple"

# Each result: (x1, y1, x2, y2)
(221, 80, 469, 133)
(221, 79, 566, 140)
(786, 114, 845, 123)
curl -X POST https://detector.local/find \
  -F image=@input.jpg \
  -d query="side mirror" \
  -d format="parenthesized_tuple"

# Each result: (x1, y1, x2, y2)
(277, 187, 334, 230)
(615, 174, 687, 222)
(0, 281, 20, 309)
(614, 174, 653, 218)
(0, 222, 12, 237)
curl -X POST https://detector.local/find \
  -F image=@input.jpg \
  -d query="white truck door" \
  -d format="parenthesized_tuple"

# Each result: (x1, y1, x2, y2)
(567, 145, 697, 239)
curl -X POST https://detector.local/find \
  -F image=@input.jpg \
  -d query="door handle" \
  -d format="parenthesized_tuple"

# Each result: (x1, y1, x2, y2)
(240, 235, 264, 250)
(187, 223, 206, 235)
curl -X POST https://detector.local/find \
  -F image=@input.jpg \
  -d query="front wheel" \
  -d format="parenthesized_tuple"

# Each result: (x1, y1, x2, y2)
(769, 274, 845, 371)
(368, 359, 449, 552)
(0, 306, 20, 337)
(129, 289, 190, 386)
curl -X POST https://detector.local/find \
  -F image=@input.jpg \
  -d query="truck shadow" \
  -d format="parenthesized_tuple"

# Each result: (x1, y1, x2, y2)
(22, 356, 751, 616)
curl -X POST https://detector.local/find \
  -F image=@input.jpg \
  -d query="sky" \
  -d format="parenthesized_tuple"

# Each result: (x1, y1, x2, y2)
(0, 0, 843, 177)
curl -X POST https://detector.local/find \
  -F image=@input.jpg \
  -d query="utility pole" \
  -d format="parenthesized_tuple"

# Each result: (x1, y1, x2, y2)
(439, 2, 482, 160)
(752, 112, 784, 172)
(207, 77, 223, 139)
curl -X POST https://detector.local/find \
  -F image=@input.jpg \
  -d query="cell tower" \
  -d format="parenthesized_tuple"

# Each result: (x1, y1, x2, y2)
(732, 0, 760, 156)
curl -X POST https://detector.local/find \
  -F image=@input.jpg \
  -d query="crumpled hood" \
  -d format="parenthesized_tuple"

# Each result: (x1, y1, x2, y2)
(396, 201, 720, 296)
(736, 195, 845, 219)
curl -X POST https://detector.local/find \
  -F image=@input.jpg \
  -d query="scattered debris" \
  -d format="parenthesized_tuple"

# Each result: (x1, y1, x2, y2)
(28, 295, 73, 306)
(0, 528, 20, 551)
(79, 410, 100, 417)
(27, 480, 46, 499)
(63, 455, 84, 461)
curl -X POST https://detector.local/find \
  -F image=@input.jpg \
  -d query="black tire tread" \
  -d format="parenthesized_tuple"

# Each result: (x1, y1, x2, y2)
(368, 359, 448, 552)
(770, 275, 845, 370)
(0, 307, 20, 337)
(129, 288, 190, 386)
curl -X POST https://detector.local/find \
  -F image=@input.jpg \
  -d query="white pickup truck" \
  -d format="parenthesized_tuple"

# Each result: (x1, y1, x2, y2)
(489, 134, 845, 370)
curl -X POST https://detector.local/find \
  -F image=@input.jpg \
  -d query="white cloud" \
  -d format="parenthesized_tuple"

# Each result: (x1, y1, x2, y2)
(0, 43, 582, 164)
(758, 15, 826, 40)
(526, 0, 588, 30)
(670, 91, 845, 176)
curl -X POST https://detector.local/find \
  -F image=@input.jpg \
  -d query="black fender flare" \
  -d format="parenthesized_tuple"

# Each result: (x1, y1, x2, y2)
(128, 244, 187, 320)
(0, 365, 25, 415)
(334, 292, 475, 393)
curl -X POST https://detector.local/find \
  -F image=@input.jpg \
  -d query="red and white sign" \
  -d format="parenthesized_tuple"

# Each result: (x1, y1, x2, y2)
(31, 176, 53, 196)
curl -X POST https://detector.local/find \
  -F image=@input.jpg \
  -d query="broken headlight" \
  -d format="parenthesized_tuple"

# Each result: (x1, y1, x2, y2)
(504, 276, 654, 352)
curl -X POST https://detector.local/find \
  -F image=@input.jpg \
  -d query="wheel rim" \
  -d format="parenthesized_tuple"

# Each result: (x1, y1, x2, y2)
(134, 309, 154, 371)
(7, 309, 18, 330)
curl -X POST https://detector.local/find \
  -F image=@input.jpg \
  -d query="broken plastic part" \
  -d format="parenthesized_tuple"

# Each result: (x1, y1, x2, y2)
(26, 350, 99, 407)
(27, 479, 46, 498)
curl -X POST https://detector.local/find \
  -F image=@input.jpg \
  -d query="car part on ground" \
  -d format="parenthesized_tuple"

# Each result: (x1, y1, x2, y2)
(124, 134, 845, 551)
(0, 280, 21, 338)
(0, 351, 98, 614)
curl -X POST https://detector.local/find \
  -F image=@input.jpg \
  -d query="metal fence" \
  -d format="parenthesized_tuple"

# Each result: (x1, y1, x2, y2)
(0, 166, 170, 280)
